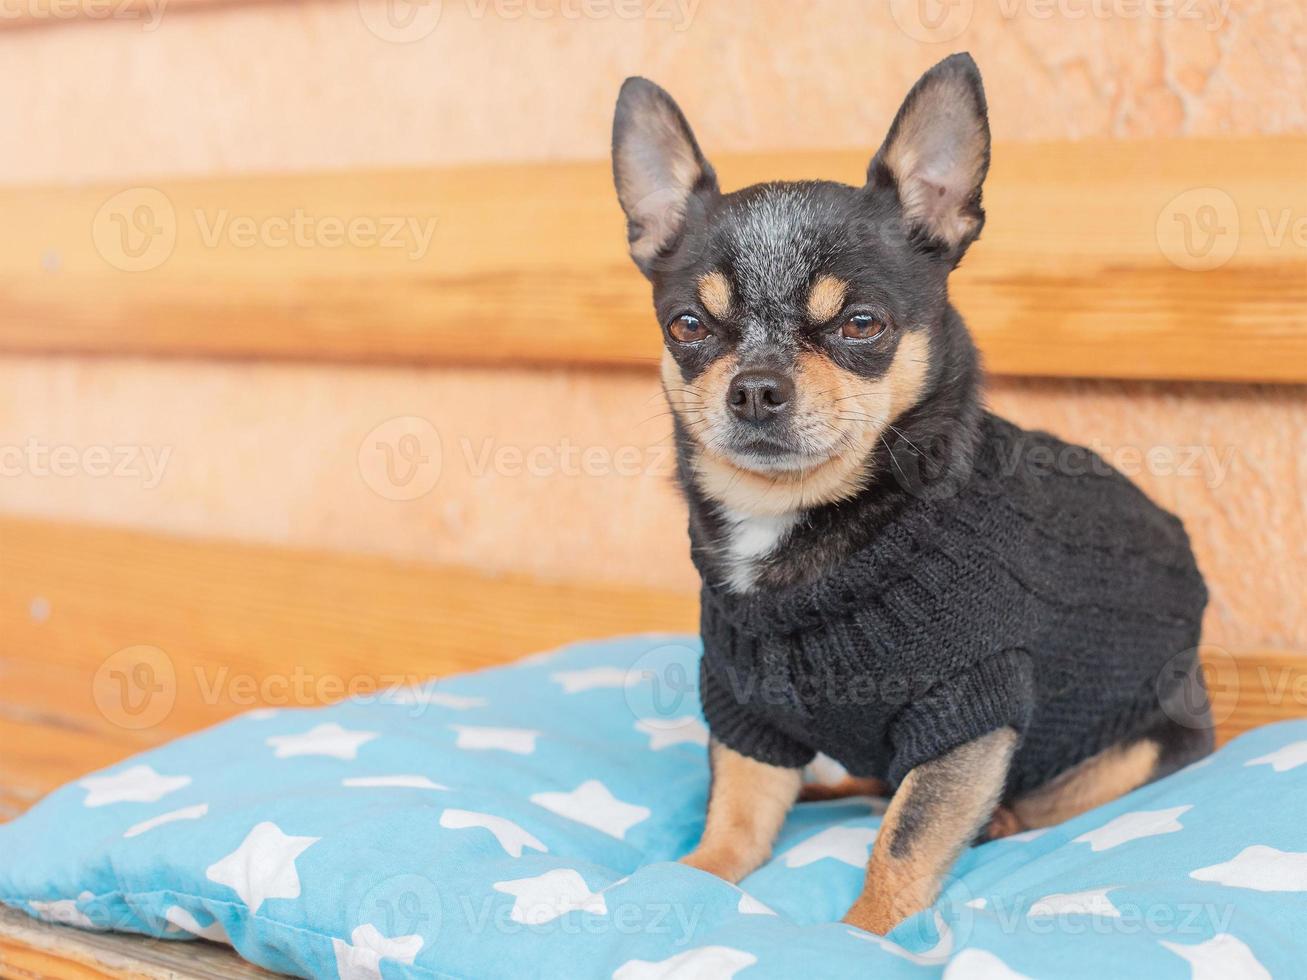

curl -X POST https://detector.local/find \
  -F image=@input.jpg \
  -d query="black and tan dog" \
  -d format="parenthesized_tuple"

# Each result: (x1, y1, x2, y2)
(611, 54, 1212, 936)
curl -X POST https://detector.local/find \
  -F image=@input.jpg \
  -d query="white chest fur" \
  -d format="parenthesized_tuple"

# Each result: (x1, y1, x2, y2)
(720, 509, 798, 593)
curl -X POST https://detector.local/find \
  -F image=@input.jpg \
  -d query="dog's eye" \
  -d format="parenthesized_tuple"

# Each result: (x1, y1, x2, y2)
(669, 314, 708, 344)
(841, 315, 887, 341)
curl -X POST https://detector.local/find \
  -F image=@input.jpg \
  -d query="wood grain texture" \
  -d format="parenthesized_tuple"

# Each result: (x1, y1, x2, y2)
(0, 905, 271, 980)
(0, 517, 697, 819)
(2, 138, 1305, 382)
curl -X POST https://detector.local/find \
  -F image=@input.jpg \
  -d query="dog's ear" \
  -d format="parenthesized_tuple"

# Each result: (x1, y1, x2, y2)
(612, 77, 718, 277)
(868, 53, 990, 262)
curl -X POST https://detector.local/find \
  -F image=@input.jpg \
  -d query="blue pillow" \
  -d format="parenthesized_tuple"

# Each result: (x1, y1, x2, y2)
(2, 634, 1304, 978)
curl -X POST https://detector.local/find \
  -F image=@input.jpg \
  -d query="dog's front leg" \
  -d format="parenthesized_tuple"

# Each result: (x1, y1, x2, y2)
(843, 727, 1017, 935)
(680, 739, 802, 883)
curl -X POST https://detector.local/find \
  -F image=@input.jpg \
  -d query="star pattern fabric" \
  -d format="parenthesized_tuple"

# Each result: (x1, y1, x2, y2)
(266, 723, 378, 760)
(1073, 805, 1192, 852)
(439, 808, 547, 857)
(205, 822, 320, 914)
(635, 716, 709, 750)
(1160, 934, 1271, 980)
(78, 765, 191, 807)
(492, 868, 607, 924)
(331, 924, 424, 980)
(781, 826, 878, 868)
(529, 780, 650, 839)
(2, 637, 1305, 979)
(449, 724, 539, 754)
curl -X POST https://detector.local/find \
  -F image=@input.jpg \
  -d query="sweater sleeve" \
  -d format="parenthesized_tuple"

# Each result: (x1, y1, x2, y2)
(888, 648, 1035, 787)
(698, 658, 816, 769)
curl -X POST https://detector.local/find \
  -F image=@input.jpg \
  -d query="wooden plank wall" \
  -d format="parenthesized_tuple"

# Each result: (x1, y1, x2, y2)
(1, 137, 1305, 383)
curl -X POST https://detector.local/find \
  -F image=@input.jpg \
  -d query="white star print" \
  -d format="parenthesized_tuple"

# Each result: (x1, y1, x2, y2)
(551, 667, 640, 693)
(439, 808, 547, 857)
(384, 685, 487, 710)
(1191, 845, 1307, 891)
(1160, 934, 1271, 980)
(1073, 805, 1192, 852)
(342, 775, 447, 790)
(123, 803, 209, 838)
(30, 892, 98, 930)
(164, 905, 229, 944)
(1007, 828, 1048, 843)
(493, 868, 608, 924)
(530, 780, 650, 839)
(635, 717, 708, 750)
(205, 822, 320, 913)
(79, 765, 191, 808)
(1245, 740, 1307, 773)
(942, 948, 1033, 979)
(782, 826, 878, 868)
(848, 911, 952, 964)
(266, 723, 378, 760)
(331, 923, 424, 980)
(612, 946, 757, 980)
(1027, 888, 1120, 918)
(737, 891, 774, 915)
(450, 725, 539, 754)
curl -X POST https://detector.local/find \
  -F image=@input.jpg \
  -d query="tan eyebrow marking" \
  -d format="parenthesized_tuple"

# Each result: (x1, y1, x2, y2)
(806, 274, 848, 323)
(697, 270, 733, 320)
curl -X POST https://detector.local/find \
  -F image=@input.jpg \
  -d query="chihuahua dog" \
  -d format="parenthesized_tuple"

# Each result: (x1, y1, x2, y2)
(611, 54, 1212, 935)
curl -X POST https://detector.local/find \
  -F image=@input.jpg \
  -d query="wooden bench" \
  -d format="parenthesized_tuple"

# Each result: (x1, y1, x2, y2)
(1, 516, 1304, 977)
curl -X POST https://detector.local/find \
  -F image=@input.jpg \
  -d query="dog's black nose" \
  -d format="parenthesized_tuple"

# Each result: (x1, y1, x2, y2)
(727, 369, 794, 423)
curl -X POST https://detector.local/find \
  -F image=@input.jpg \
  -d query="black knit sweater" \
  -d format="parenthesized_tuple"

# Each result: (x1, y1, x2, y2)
(696, 413, 1208, 797)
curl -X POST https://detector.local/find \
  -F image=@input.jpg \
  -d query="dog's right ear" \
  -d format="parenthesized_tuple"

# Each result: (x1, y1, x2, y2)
(612, 77, 718, 277)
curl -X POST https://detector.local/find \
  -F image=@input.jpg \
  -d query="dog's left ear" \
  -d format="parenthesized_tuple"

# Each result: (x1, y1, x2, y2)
(612, 77, 718, 277)
(868, 53, 991, 263)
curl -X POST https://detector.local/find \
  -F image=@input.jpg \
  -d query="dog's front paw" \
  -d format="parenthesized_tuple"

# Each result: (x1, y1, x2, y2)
(841, 897, 898, 937)
(678, 847, 751, 883)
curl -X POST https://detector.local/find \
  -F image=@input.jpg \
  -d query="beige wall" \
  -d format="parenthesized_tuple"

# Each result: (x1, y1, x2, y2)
(1, 0, 1304, 185)
(2, 0, 1304, 651)
(1, 357, 1303, 650)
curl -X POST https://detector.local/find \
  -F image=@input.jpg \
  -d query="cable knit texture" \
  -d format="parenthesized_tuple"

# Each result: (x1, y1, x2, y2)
(696, 413, 1208, 796)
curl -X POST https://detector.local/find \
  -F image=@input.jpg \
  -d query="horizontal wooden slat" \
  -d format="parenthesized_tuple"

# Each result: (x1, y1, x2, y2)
(0, 517, 697, 816)
(2, 138, 1304, 382)
(0, 904, 274, 980)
